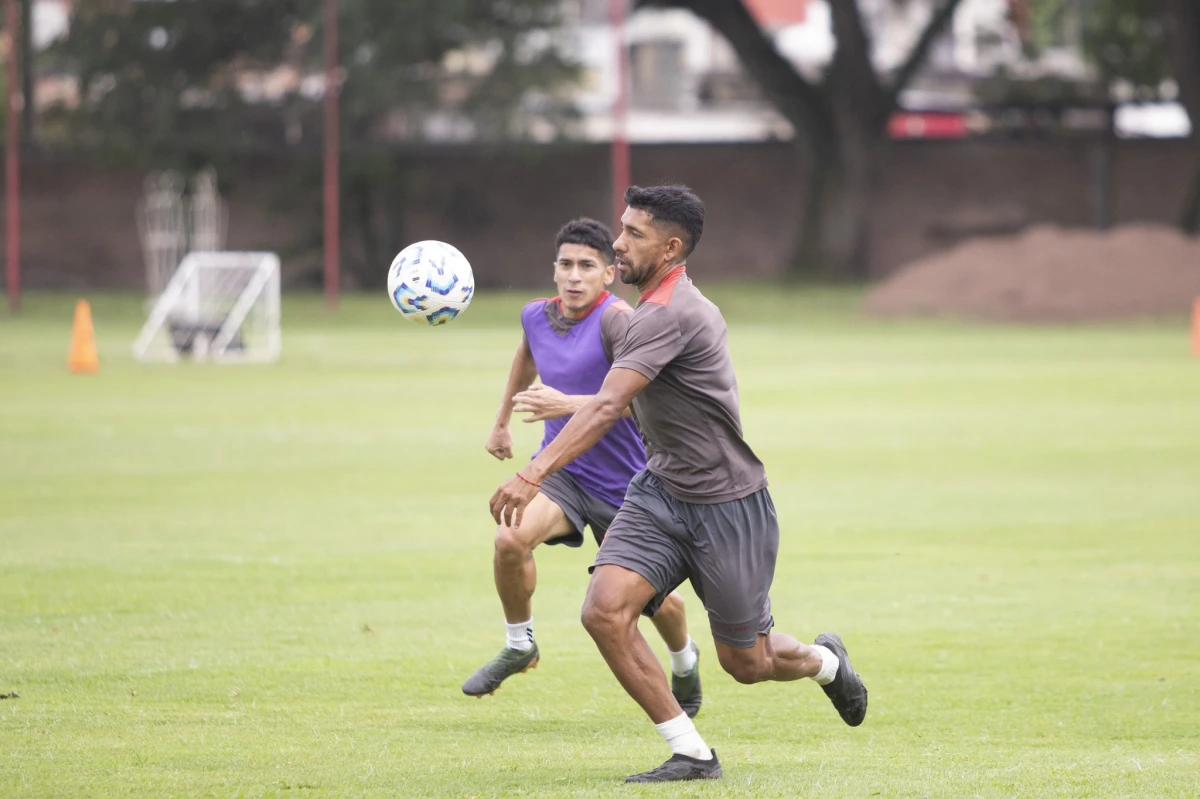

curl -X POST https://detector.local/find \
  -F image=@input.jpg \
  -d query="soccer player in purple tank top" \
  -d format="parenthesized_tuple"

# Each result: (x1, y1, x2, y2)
(491, 188, 869, 783)
(462, 219, 704, 718)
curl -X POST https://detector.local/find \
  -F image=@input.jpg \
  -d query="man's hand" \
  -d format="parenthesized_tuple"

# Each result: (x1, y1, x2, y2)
(495, 367, 649, 528)
(489, 473, 539, 529)
(485, 426, 514, 460)
(513, 384, 580, 422)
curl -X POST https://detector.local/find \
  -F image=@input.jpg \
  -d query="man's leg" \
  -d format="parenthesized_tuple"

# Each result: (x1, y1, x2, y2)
(688, 486, 867, 727)
(584, 471, 722, 782)
(649, 591, 702, 719)
(589, 480, 704, 721)
(493, 491, 574, 625)
(587, 495, 691, 661)
(582, 565, 680, 723)
(649, 591, 687, 651)
(583, 566, 721, 782)
(462, 492, 574, 697)
(712, 633, 821, 683)
(712, 633, 867, 727)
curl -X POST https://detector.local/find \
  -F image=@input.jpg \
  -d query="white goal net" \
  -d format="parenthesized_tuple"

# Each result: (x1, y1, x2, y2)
(132, 252, 281, 364)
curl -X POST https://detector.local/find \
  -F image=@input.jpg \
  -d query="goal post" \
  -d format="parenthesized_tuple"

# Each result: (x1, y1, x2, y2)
(132, 251, 281, 364)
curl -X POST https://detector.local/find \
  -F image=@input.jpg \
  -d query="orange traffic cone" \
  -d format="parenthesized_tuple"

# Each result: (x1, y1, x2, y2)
(68, 299, 99, 374)
(1193, 298, 1200, 358)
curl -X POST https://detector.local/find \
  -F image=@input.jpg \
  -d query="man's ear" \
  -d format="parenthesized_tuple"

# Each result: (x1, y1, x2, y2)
(665, 235, 685, 264)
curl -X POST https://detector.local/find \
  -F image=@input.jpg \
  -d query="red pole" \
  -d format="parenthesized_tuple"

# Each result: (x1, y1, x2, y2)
(5, 0, 20, 313)
(609, 0, 630, 230)
(323, 0, 339, 310)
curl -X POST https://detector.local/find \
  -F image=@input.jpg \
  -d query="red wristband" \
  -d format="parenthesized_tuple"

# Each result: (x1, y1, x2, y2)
(516, 472, 541, 489)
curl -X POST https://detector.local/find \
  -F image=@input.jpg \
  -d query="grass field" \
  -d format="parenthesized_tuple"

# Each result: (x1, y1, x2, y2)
(2, 288, 1199, 798)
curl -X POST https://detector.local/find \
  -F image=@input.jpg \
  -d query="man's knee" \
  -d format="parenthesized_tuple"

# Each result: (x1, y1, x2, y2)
(580, 599, 608, 639)
(655, 591, 685, 619)
(580, 591, 632, 640)
(717, 646, 771, 685)
(493, 525, 533, 564)
(581, 569, 645, 640)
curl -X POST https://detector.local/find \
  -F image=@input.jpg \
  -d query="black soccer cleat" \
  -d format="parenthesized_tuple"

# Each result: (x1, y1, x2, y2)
(670, 640, 703, 719)
(624, 749, 722, 783)
(814, 632, 868, 727)
(461, 643, 539, 697)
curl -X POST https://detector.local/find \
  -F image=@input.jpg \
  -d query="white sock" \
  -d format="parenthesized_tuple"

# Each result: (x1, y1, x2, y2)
(668, 636, 697, 677)
(655, 712, 712, 760)
(505, 618, 534, 652)
(811, 644, 839, 686)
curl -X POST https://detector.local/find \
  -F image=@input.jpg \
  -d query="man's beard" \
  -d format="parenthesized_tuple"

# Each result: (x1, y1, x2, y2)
(618, 261, 645, 285)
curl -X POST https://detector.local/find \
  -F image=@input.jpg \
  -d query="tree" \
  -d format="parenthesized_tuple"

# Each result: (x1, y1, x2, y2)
(1019, 0, 1198, 233)
(48, 0, 579, 286)
(319, 0, 578, 282)
(45, 0, 306, 161)
(20, 0, 33, 143)
(49, 0, 576, 157)
(640, 0, 964, 279)
(1159, 0, 1200, 232)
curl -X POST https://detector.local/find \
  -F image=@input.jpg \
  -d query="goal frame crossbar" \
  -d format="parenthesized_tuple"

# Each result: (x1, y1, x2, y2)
(131, 251, 281, 364)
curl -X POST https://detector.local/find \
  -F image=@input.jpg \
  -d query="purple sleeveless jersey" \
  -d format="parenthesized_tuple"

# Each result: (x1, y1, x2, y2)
(521, 293, 646, 509)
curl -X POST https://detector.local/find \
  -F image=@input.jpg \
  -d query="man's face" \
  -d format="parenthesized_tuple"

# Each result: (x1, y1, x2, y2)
(553, 242, 614, 317)
(613, 207, 679, 287)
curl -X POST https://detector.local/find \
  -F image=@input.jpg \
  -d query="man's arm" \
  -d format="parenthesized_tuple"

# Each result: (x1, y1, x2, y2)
(509, 300, 637, 422)
(486, 337, 538, 461)
(511, 383, 633, 421)
(490, 367, 649, 526)
(491, 302, 681, 528)
(521, 367, 648, 480)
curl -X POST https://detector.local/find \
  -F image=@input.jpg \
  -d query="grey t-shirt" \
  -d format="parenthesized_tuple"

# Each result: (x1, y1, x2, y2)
(611, 267, 767, 504)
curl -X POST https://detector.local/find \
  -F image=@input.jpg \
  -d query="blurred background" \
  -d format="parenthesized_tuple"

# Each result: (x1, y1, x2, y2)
(4, 5, 1200, 796)
(0, 0, 1197, 318)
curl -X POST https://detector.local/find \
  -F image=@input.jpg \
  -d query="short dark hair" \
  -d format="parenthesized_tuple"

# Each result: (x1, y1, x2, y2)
(555, 217, 615, 265)
(623, 185, 705, 258)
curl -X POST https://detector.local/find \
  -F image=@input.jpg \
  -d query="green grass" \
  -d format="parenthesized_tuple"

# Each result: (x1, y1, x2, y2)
(2, 289, 1199, 798)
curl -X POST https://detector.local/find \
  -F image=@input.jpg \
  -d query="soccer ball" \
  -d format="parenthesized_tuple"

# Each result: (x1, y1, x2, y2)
(387, 240, 475, 325)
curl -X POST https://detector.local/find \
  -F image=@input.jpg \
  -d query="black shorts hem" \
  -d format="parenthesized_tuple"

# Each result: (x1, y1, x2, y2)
(708, 617, 775, 649)
(589, 552, 671, 618)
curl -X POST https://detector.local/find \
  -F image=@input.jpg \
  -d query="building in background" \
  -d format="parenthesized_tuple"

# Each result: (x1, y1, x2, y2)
(32, 0, 69, 48)
(562, 0, 1185, 142)
(17, 0, 1191, 142)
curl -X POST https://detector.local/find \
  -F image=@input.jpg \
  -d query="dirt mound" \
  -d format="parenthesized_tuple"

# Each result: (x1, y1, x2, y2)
(864, 224, 1200, 322)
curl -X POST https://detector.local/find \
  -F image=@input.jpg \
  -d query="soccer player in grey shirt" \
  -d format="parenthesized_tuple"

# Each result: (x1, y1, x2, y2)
(490, 185, 868, 783)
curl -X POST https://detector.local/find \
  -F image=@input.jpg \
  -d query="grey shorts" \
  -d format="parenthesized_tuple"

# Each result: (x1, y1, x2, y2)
(539, 469, 619, 548)
(591, 470, 778, 648)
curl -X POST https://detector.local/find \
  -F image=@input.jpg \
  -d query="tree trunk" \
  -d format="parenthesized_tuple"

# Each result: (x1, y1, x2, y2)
(20, 0, 32, 144)
(345, 168, 382, 289)
(1160, 0, 1200, 233)
(1181, 160, 1200, 235)
(642, 0, 962, 280)
(343, 156, 408, 289)
(790, 123, 878, 280)
(1089, 105, 1116, 231)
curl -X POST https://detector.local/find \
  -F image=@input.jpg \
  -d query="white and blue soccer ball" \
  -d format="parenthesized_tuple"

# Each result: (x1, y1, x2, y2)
(387, 240, 475, 325)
